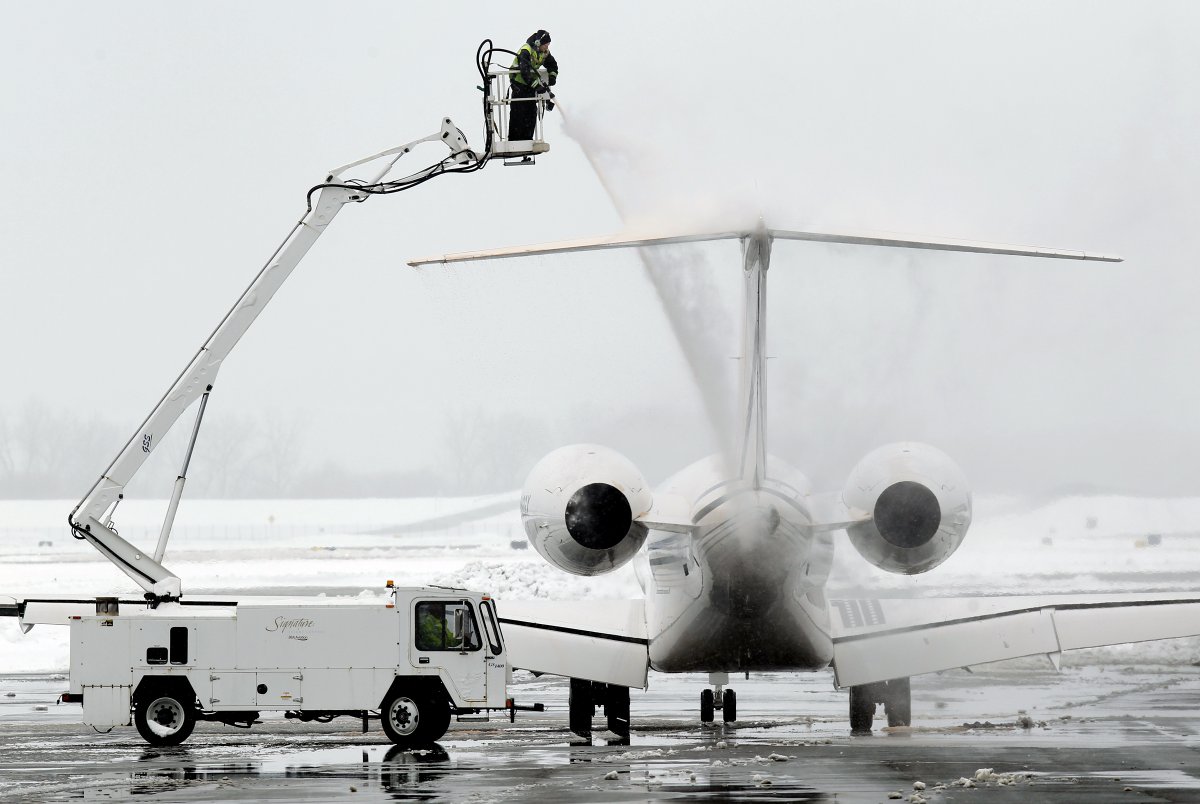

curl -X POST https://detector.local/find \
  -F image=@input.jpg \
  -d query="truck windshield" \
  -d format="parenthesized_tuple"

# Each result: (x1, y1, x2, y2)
(415, 600, 482, 651)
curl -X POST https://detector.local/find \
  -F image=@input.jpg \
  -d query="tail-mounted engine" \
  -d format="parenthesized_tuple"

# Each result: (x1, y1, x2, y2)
(841, 442, 972, 575)
(521, 445, 652, 576)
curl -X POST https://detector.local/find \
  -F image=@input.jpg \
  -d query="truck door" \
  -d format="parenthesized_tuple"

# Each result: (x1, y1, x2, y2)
(410, 599, 486, 704)
(479, 600, 508, 709)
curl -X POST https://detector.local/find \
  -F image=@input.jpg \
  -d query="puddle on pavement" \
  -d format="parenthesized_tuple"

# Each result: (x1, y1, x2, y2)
(1089, 769, 1200, 789)
(118, 739, 838, 801)
(124, 744, 459, 800)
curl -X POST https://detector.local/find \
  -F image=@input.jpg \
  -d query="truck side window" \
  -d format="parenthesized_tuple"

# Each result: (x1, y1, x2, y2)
(480, 601, 503, 656)
(415, 601, 482, 651)
(170, 626, 189, 665)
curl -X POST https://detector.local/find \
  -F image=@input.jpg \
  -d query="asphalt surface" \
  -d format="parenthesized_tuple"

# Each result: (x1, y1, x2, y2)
(3, 661, 1200, 802)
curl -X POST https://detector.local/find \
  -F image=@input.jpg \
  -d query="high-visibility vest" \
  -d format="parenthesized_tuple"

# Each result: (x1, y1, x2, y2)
(511, 43, 547, 87)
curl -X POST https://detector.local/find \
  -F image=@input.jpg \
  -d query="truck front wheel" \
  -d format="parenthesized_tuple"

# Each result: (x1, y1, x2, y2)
(381, 690, 450, 746)
(134, 691, 196, 746)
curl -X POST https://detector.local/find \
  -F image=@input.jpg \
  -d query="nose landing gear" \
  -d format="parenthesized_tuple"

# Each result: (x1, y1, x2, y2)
(700, 672, 737, 723)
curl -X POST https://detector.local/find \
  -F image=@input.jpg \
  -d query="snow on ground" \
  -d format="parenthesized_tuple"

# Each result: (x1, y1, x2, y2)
(2, 493, 1199, 673)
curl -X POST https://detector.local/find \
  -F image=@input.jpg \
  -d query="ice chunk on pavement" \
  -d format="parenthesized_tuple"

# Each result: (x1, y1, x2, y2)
(973, 768, 1034, 785)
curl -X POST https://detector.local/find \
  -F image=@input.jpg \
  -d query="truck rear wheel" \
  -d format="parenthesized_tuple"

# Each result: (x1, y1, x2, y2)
(134, 691, 196, 746)
(381, 690, 450, 746)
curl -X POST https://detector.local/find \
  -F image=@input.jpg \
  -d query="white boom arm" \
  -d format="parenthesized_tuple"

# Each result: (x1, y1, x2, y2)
(71, 119, 475, 599)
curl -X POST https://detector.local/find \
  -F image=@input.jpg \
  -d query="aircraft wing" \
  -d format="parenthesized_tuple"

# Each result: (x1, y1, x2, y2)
(497, 599, 650, 689)
(830, 592, 1200, 688)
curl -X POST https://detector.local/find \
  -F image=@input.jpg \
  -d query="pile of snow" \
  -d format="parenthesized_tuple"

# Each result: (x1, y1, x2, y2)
(439, 560, 640, 600)
(0, 625, 67, 674)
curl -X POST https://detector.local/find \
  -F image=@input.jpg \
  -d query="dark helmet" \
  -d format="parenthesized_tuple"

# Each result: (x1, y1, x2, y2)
(528, 30, 551, 47)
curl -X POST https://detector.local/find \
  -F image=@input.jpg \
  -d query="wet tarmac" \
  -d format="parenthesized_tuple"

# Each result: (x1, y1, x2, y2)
(3, 662, 1200, 802)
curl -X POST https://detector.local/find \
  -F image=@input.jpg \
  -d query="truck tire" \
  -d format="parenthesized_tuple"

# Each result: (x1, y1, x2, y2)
(381, 690, 450, 746)
(134, 690, 196, 746)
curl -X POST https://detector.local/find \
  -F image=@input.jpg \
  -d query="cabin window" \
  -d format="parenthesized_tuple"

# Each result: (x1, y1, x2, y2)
(415, 601, 482, 652)
(146, 647, 168, 665)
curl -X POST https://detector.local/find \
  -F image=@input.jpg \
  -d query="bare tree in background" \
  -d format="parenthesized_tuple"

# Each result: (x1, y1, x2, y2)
(0, 402, 116, 497)
(256, 409, 305, 497)
(190, 413, 255, 497)
(2, 398, 444, 499)
(0, 411, 14, 482)
(442, 405, 491, 491)
(440, 406, 551, 493)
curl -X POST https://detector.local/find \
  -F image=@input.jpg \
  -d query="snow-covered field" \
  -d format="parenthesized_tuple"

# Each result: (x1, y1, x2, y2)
(3, 493, 1200, 673)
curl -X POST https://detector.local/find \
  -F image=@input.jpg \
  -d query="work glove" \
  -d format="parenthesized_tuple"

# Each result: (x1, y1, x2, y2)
(548, 74, 557, 86)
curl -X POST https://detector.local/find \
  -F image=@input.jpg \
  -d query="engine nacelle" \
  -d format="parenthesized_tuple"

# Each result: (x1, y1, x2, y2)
(521, 444, 653, 576)
(842, 442, 972, 575)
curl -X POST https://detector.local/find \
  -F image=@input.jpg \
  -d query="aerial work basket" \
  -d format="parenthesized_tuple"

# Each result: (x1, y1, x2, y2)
(485, 67, 552, 164)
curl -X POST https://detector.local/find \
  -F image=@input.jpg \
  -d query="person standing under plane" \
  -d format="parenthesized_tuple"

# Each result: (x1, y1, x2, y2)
(509, 30, 558, 143)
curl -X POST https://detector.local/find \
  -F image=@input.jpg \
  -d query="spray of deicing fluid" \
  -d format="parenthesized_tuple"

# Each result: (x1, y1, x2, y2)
(556, 101, 736, 472)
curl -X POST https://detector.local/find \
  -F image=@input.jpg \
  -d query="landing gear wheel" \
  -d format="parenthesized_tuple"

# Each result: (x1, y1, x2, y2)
(134, 690, 196, 746)
(883, 678, 911, 727)
(700, 688, 715, 723)
(722, 688, 737, 723)
(849, 684, 875, 734)
(569, 678, 594, 740)
(605, 684, 630, 741)
(381, 690, 448, 746)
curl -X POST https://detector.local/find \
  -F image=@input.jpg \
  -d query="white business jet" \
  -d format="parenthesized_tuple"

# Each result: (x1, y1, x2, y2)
(410, 225, 1200, 740)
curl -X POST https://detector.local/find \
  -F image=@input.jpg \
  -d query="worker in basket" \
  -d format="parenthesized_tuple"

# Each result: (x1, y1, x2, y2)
(509, 29, 558, 142)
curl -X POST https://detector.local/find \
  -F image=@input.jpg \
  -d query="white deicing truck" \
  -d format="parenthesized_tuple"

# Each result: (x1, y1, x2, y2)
(59, 584, 528, 746)
(1, 41, 553, 746)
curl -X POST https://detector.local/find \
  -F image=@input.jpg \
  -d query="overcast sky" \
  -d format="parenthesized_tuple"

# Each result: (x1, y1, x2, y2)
(3, 1, 1199, 498)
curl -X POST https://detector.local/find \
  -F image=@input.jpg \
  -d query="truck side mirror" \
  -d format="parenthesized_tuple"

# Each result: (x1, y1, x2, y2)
(453, 608, 465, 642)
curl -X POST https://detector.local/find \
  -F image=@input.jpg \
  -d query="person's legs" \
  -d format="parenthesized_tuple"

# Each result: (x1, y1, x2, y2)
(509, 83, 536, 140)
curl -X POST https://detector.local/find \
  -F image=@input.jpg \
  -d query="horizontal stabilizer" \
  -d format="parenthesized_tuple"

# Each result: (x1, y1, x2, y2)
(831, 592, 1200, 687)
(409, 226, 1122, 267)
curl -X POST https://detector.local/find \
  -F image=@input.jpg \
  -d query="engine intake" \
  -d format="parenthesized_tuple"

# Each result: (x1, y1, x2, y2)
(842, 443, 971, 575)
(521, 445, 652, 576)
(565, 483, 633, 550)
